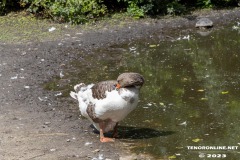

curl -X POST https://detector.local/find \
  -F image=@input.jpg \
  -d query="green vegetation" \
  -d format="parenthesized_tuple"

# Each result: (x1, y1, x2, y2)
(1, 0, 239, 24)
(0, 12, 75, 43)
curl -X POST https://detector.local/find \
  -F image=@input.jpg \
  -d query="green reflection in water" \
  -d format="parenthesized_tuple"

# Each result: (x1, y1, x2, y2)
(46, 23, 240, 159)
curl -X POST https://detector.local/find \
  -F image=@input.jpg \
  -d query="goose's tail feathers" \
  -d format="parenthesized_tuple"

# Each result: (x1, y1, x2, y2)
(70, 83, 86, 100)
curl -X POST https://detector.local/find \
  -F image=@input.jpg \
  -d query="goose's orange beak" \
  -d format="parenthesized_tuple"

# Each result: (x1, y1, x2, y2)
(116, 83, 121, 89)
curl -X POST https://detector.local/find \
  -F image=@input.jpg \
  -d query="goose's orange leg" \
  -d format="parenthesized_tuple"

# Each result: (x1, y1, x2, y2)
(99, 122, 115, 142)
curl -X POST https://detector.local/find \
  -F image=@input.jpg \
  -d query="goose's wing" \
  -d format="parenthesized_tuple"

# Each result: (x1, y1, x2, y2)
(91, 80, 117, 100)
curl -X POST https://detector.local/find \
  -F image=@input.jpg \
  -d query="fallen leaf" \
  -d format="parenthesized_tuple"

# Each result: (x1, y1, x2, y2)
(192, 138, 201, 142)
(149, 44, 157, 48)
(200, 98, 208, 101)
(176, 146, 184, 149)
(178, 121, 187, 126)
(221, 91, 229, 94)
(55, 92, 62, 96)
(143, 120, 151, 123)
(168, 155, 176, 159)
(197, 89, 205, 92)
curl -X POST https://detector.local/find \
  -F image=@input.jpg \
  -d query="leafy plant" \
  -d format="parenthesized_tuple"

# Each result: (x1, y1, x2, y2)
(19, 0, 107, 24)
(117, 0, 153, 18)
(126, 2, 144, 18)
(197, 0, 213, 8)
(50, 0, 107, 23)
(167, 0, 186, 15)
(0, 0, 6, 15)
(1, 0, 240, 23)
(0, 0, 18, 15)
(20, 0, 53, 15)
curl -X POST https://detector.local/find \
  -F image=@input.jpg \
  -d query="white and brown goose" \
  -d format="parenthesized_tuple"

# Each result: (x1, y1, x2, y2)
(70, 72, 144, 142)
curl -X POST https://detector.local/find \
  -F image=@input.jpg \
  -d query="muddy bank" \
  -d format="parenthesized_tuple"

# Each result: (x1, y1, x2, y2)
(0, 8, 239, 160)
(62, 8, 240, 50)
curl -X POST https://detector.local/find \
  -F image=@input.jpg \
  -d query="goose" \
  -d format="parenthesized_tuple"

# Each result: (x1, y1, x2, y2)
(70, 72, 144, 142)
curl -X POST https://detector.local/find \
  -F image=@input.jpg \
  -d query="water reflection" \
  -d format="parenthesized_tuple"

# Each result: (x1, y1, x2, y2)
(46, 23, 240, 159)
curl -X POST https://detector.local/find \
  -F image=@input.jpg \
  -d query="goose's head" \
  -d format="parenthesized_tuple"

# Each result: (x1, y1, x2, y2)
(116, 72, 144, 89)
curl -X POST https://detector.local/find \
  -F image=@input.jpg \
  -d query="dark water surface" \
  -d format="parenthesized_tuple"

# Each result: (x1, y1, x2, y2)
(47, 22, 240, 159)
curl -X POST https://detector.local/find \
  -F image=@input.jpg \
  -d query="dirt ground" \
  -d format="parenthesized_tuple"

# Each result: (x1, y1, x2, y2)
(0, 9, 240, 160)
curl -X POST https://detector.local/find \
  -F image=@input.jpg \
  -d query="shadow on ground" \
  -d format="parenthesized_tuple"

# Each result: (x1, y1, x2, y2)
(91, 125, 175, 140)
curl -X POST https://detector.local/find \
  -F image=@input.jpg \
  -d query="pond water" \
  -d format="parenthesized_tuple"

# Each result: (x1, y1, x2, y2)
(46, 22, 240, 159)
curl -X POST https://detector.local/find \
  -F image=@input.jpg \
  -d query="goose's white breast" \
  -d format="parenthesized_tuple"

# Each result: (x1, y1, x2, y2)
(92, 88, 139, 122)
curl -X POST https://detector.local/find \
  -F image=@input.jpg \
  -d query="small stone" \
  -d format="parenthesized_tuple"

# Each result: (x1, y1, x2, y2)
(50, 148, 56, 152)
(195, 18, 213, 29)
(21, 52, 27, 56)
(84, 142, 92, 146)
(72, 154, 79, 158)
(44, 122, 51, 125)
(92, 149, 100, 153)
